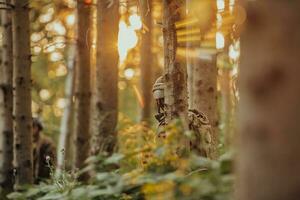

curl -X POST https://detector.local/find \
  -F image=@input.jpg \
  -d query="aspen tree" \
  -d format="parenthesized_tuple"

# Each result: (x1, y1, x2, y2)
(57, 42, 76, 176)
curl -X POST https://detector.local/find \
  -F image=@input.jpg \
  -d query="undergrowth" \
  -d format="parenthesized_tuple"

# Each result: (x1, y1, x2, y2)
(7, 118, 234, 200)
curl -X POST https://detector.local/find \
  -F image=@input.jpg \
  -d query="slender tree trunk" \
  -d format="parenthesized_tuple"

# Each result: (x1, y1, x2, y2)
(163, 0, 188, 123)
(192, 55, 218, 157)
(236, 1, 300, 200)
(56, 42, 76, 176)
(186, 0, 193, 110)
(140, 0, 153, 124)
(0, 0, 14, 192)
(220, 67, 233, 147)
(91, 0, 119, 155)
(12, 0, 33, 187)
(74, 0, 92, 181)
(187, 59, 194, 109)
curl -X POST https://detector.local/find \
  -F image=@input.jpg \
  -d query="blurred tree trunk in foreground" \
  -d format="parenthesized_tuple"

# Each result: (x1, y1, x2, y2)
(0, 0, 14, 193)
(91, 0, 119, 155)
(140, 0, 153, 124)
(237, 1, 300, 200)
(192, 56, 218, 157)
(57, 42, 76, 176)
(74, 0, 92, 181)
(12, 0, 33, 187)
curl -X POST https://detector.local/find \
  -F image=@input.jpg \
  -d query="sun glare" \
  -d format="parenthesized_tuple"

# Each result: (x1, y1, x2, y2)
(39, 89, 51, 101)
(229, 0, 235, 13)
(229, 40, 240, 60)
(216, 32, 225, 50)
(118, 20, 139, 63)
(129, 14, 142, 30)
(50, 52, 63, 62)
(52, 21, 66, 35)
(217, 0, 225, 10)
(66, 14, 75, 27)
(124, 68, 135, 80)
(56, 98, 66, 109)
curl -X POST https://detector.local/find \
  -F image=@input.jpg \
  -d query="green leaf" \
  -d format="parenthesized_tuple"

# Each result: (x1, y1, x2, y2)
(7, 192, 26, 200)
(104, 154, 125, 165)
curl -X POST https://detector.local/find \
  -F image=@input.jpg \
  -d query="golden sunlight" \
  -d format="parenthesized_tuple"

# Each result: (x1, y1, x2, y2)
(129, 14, 142, 30)
(124, 68, 135, 80)
(66, 14, 75, 27)
(39, 89, 51, 101)
(229, 0, 235, 13)
(118, 14, 142, 63)
(216, 32, 225, 50)
(133, 85, 145, 108)
(216, 0, 225, 11)
(229, 40, 240, 61)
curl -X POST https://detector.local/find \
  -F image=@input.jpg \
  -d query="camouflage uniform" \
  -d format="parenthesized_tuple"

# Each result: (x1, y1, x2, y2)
(33, 118, 56, 183)
(153, 76, 213, 158)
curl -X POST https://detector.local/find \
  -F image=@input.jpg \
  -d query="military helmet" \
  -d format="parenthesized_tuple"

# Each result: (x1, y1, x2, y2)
(152, 76, 165, 99)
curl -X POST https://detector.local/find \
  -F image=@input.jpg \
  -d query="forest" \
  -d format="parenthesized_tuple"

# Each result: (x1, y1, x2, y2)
(0, 0, 299, 199)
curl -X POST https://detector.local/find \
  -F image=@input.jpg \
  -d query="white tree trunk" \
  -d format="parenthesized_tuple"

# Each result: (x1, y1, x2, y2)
(56, 42, 76, 176)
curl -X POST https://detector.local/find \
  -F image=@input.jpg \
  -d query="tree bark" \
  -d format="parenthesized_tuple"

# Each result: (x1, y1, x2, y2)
(91, 0, 119, 155)
(12, 0, 33, 186)
(163, 0, 188, 124)
(220, 66, 233, 148)
(0, 0, 14, 192)
(162, 0, 189, 153)
(74, 0, 92, 181)
(186, 0, 193, 110)
(187, 59, 194, 109)
(140, 0, 153, 124)
(236, 1, 300, 200)
(56, 42, 76, 176)
(192, 55, 218, 157)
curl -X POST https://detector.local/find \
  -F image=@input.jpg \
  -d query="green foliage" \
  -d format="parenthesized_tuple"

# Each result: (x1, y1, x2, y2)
(7, 153, 233, 200)
(8, 122, 234, 200)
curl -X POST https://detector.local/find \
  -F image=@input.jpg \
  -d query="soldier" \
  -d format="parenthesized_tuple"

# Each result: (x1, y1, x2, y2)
(32, 118, 56, 183)
(152, 76, 213, 158)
